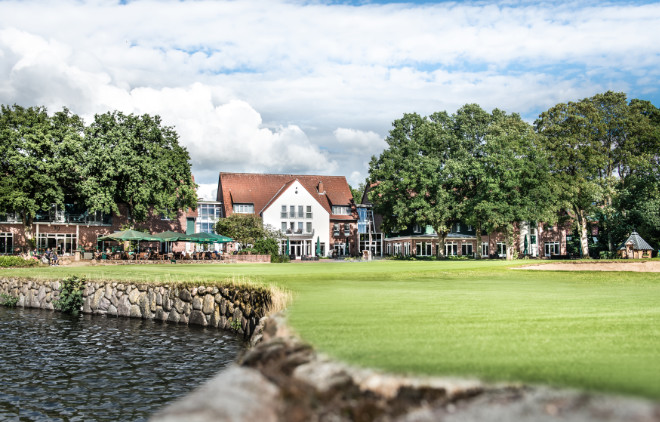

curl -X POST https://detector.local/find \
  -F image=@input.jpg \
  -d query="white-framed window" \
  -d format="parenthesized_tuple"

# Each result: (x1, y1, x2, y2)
(306, 222, 312, 233)
(413, 224, 422, 234)
(281, 205, 287, 218)
(298, 205, 304, 218)
(497, 242, 506, 256)
(394, 243, 401, 255)
(297, 222, 303, 234)
(0, 232, 13, 254)
(482, 242, 489, 257)
(233, 203, 254, 214)
(306, 206, 312, 219)
(387, 243, 391, 255)
(545, 242, 560, 256)
(416, 242, 432, 256)
(0, 212, 19, 223)
(281, 222, 287, 232)
(289, 205, 295, 218)
(333, 223, 340, 236)
(461, 243, 473, 257)
(446, 242, 458, 256)
(343, 223, 351, 236)
(332, 205, 351, 215)
(467, 225, 473, 232)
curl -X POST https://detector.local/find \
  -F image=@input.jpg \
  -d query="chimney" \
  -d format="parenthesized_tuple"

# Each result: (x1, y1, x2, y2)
(318, 181, 325, 194)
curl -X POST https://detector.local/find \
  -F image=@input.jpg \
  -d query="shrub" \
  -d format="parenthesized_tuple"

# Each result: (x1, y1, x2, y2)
(0, 256, 39, 268)
(0, 293, 18, 307)
(271, 254, 290, 263)
(54, 276, 85, 315)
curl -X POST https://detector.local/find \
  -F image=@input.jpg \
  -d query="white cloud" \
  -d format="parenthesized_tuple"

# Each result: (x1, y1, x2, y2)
(0, 0, 657, 188)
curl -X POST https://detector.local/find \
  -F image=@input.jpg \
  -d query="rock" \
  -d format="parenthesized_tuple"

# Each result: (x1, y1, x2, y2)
(91, 288, 105, 310)
(202, 295, 214, 314)
(197, 286, 206, 295)
(108, 304, 118, 316)
(168, 309, 180, 323)
(99, 296, 111, 312)
(214, 293, 222, 304)
(104, 284, 113, 300)
(129, 304, 142, 318)
(156, 292, 162, 306)
(151, 366, 280, 422)
(128, 288, 140, 304)
(190, 310, 207, 326)
(179, 289, 192, 303)
(118, 296, 131, 317)
(192, 296, 203, 310)
(174, 298, 185, 314)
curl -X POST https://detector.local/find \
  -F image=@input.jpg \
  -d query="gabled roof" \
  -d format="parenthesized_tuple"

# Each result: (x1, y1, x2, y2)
(217, 172, 356, 218)
(618, 231, 654, 250)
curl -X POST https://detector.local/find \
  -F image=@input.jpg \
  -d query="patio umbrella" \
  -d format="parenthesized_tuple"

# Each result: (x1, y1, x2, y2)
(97, 229, 160, 255)
(316, 236, 321, 256)
(286, 237, 290, 256)
(180, 232, 233, 243)
(524, 235, 528, 255)
(152, 230, 187, 253)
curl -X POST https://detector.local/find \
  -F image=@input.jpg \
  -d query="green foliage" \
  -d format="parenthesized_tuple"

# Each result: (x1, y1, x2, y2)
(0, 293, 18, 307)
(230, 317, 242, 332)
(253, 237, 279, 256)
(349, 182, 367, 203)
(54, 276, 85, 315)
(0, 256, 39, 268)
(80, 111, 197, 222)
(215, 214, 282, 247)
(270, 254, 290, 263)
(0, 105, 84, 249)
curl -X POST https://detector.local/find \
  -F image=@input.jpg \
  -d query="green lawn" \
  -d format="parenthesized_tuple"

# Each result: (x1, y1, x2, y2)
(4, 260, 659, 398)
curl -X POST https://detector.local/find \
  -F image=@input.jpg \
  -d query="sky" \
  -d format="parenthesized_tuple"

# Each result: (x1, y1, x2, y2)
(0, 0, 658, 200)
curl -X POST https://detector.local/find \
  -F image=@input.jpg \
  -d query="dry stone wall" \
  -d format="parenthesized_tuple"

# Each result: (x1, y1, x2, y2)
(0, 277, 270, 339)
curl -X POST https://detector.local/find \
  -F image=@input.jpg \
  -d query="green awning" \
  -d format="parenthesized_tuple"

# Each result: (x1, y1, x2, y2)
(179, 232, 233, 243)
(97, 229, 160, 242)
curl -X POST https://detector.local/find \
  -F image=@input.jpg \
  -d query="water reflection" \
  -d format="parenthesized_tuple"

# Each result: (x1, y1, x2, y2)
(0, 306, 243, 421)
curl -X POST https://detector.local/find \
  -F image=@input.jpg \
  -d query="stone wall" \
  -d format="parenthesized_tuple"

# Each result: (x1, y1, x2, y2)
(0, 277, 270, 339)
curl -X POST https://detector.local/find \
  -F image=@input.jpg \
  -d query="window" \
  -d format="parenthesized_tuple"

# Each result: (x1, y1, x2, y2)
(297, 222, 303, 234)
(160, 209, 172, 220)
(467, 225, 473, 232)
(289, 205, 295, 218)
(343, 223, 350, 236)
(306, 206, 312, 219)
(531, 235, 537, 244)
(281, 222, 287, 232)
(233, 204, 254, 214)
(445, 242, 457, 256)
(0, 212, 19, 223)
(416, 242, 432, 256)
(298, 205, 304, 218)
(456, 223, 461, 232)
(333, 223, 340, 236)
(0, 232, 13, 254)
(332, 206, 351, 215)
(497, 242, 506, 256)
(306, 222, 312, 233)
(482, 242, 489, 257)
(281, 205, 287, 218)
(544, 242, 560, 256)
(461, 243, 473, 257)
(289, 222, 295, 233)
(387, 243, 391, 255)
(413, 224, 422, 234)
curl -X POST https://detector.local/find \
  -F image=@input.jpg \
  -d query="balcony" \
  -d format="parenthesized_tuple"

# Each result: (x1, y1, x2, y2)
(285, 228, 315, 238)
(32, 211, 112, 225)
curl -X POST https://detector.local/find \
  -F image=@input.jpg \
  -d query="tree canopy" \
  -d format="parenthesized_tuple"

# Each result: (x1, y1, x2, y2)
(0, 105, 197, 249)
(215, 214, 282, 248)
(80, 111, 197, 222)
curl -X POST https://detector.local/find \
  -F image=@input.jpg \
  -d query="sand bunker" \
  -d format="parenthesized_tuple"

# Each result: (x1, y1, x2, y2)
(517, 261, 660, 272)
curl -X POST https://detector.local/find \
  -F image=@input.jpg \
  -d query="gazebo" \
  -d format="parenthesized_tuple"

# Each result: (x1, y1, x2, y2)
(617, 231, 654, 259)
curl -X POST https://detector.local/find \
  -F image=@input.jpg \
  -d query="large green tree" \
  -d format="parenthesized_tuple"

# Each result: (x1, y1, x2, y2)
(80, 111, 197, 224)
(536, 91, 659, 256)
(0, 105, 84, 250)
(215, 214, 282, 248)
(368, 112, 458, 256)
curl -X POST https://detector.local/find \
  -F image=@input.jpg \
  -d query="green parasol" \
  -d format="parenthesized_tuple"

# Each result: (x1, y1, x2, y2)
(524, 235, 528, 255)
(316, 236, 321, 256)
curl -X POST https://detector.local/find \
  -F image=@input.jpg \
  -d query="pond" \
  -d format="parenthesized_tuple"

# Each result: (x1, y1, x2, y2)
(0, 306, 243, 421)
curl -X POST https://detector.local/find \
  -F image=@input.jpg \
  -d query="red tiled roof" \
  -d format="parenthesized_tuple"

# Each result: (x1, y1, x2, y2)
(217, 172, 356, 218)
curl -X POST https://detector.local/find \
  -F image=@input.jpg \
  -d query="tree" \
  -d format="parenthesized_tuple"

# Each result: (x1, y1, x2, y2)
(215, 214, 282, 248)
(80, 111, 197, 224)
(368, 112, 458, 257)
(349, 182, 366, 204)
(536, 91, 659, 257)
(0, 105, 84, 250)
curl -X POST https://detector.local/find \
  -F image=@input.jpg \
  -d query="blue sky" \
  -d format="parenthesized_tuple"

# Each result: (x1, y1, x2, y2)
(0, 0, 658, 199)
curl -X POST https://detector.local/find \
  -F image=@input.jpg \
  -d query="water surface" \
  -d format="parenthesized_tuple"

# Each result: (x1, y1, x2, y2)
(0, 306, 243, 421)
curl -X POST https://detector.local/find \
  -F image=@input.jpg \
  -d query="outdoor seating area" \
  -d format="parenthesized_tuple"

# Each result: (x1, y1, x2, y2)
(91, 229, 234, 264)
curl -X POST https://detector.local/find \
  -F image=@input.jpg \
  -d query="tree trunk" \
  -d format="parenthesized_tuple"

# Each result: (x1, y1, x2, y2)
(475, 223, 482, 259)
(436, 229, 447, 258)
(576, 208, 590, 258)
(22, 214, 36, 252)
(504, 227, 515, 261)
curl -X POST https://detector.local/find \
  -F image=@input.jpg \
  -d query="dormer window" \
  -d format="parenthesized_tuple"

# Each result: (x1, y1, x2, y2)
(332, 205, 351, 215)
(413, 224, 422, 234)
(233, 203, 254, 214)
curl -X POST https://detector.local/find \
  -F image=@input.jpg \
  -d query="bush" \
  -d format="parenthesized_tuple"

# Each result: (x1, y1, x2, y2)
(54, 276, 85, 315)
(0, 256, 39, 268)
(0, 293, 18, 307)
(271, 254, 290, 263)
(254, 238, 279, 256)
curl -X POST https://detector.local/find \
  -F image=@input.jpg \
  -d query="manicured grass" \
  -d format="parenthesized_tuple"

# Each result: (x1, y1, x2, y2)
(4, 260, 659, 398)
